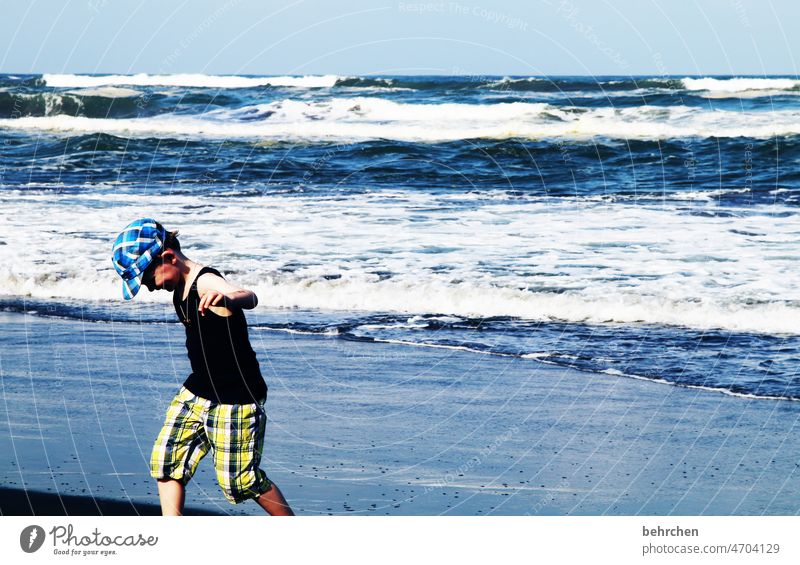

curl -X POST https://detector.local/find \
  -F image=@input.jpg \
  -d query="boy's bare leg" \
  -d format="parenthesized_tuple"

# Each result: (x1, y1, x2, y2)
(255, 483, 294, 516)
(157, 479, 185, 516)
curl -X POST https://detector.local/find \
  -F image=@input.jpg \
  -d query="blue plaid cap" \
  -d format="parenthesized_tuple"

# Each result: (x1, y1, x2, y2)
(111, 218, 167, 300)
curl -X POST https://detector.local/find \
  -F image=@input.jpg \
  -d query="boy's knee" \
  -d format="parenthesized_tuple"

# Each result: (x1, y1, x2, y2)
(217, 470, 272, 504)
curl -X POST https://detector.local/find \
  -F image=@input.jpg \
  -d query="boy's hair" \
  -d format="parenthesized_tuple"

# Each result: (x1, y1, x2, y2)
(164, 229, 181, 252)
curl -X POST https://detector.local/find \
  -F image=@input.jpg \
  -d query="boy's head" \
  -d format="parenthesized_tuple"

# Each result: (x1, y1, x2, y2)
(111, 218, 181, 299)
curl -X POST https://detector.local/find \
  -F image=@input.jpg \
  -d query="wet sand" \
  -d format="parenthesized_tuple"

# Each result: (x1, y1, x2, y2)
(1, 311, 798, 515)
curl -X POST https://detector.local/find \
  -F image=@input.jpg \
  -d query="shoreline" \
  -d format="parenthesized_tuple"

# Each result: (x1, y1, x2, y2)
(1, 310, 799, 515)
(3, 298, 796, 404)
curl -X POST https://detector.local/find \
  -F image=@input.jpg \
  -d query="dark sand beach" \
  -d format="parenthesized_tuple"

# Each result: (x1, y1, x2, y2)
(0, 486, 223, 516)
(1, 311, 798, 515)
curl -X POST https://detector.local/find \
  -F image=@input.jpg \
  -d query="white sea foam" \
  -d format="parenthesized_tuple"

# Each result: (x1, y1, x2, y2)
(682, 77, 799, 92)
(246, 278, 800, 334)
(64, 86, 142, 98)
(668, 187, 751, 201)
(2, 98, 799, 141)
(697, 89, 800, 100)
(1, 191, 799, 335)
(41, 73, 340, 89)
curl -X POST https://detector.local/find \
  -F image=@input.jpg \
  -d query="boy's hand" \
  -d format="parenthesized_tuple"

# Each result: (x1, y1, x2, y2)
(196, 272, 259, 311)
(198, 290, 227, 316)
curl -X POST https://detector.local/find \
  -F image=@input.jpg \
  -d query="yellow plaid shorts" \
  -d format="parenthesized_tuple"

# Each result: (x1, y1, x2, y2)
(150, 386, 272, 504)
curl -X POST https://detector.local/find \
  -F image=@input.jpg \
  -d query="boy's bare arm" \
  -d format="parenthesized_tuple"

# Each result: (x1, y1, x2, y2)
(196, 273, 259, 314)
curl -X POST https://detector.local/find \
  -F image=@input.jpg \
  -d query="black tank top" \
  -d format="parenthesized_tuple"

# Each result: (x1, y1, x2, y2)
(173, 266, 267, 404)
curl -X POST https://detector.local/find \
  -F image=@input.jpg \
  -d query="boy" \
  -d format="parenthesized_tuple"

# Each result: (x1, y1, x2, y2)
(112, 218, 293, 516)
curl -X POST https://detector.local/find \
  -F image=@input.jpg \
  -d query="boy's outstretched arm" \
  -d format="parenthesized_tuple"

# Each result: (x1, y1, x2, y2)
(196, 273, 259, 314)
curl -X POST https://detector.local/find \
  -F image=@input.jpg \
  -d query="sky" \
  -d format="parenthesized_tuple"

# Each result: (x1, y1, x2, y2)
(0, 0, 797, 76)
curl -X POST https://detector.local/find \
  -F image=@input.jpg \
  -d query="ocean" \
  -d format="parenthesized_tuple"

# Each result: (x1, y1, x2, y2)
(1, 73, 798, 400)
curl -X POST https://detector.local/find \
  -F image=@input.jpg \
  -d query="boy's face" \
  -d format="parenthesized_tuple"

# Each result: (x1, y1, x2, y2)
(142, 251, 181, 293)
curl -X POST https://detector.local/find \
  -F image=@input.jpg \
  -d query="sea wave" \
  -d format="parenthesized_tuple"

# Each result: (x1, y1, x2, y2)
(484, 76, 682, 92)
(1, 271, 798, 334)
(27, 74, 800, 97)
(1, 188, 799, 335)
(0, 90, 145, 119)
(41, 73, 341, 89)
(2, 98, 800, 141)
(337, 75, 686, 93)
